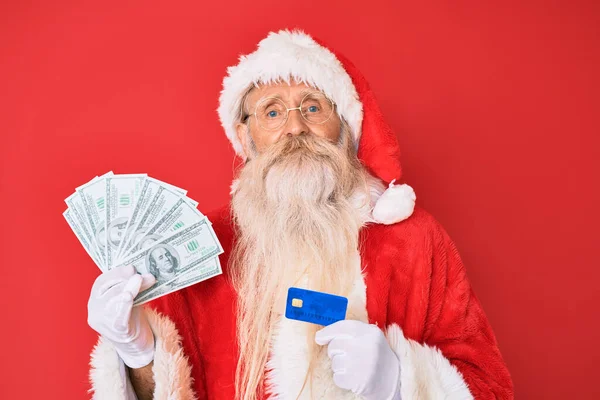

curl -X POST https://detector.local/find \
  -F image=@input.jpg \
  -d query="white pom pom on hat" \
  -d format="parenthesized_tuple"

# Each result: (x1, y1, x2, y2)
(372, 180, 416, 225)
(218, 28, 416, 224)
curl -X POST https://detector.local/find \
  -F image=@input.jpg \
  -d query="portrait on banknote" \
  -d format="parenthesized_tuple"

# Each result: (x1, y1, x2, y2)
(146, 244, 180, 282)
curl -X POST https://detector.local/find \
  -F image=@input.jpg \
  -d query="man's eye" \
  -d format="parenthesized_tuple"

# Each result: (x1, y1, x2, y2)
(267, 110, 279, 118)
(308, 105, 319, 113)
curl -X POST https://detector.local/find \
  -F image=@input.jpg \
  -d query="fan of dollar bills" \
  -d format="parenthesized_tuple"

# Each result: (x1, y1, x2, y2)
(63, 172, 224, 305)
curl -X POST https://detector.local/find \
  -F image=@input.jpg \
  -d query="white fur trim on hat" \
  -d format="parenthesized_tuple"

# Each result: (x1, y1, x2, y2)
(217, 28, 363, 156)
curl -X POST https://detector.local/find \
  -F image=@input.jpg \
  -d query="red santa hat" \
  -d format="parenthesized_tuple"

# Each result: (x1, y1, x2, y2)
(217, 28, 415, 224)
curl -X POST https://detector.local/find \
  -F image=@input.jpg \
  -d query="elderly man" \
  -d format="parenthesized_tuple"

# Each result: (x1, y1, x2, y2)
(87, 29, 513, 399)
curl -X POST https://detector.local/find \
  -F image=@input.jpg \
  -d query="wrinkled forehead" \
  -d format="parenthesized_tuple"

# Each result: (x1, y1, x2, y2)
(151, 247, 167, 257)
(244, 79, 320, 109)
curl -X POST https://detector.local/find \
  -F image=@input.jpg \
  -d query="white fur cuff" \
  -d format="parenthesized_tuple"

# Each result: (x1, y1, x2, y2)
(89, 308, 197, 400)
(385, 324, 473, 400)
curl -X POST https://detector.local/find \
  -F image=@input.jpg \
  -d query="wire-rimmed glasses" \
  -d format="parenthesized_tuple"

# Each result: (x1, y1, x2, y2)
(244, 91, 336, 131)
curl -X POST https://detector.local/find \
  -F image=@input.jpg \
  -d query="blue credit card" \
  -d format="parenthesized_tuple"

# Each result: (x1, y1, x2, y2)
(285, 287, 348, 326)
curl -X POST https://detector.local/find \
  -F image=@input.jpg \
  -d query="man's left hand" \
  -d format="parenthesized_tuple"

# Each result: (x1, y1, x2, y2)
(315, 320, 402, 400)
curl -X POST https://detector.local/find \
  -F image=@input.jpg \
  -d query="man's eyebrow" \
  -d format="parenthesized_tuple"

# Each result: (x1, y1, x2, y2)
(268, 88, 316, 100)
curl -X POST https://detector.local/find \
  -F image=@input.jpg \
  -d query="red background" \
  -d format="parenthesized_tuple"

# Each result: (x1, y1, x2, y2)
(1, 1, 598, 399)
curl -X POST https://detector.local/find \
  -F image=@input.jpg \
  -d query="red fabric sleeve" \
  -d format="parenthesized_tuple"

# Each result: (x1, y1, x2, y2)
(423, 221, 514, 399)
(148, 290, 208, 399)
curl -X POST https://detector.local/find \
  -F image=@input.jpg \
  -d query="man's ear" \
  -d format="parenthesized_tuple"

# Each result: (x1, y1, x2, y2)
(235, 121, 250, 160)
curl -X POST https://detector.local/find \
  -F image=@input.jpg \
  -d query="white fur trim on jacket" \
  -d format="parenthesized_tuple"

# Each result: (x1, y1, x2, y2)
(265, 251, 367, 399)
(217, 28, 363, 156)
(385, 324, 473, 400)
(89, 308, 197, 400)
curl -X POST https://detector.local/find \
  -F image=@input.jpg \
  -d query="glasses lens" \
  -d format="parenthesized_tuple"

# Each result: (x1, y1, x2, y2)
(301, 92, 334, 124)
(256, 98, 287, 130)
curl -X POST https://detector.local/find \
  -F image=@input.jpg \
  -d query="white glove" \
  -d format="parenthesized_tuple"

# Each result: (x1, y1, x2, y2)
(315, 320, 402, 400)
(87, 264, 157, 368)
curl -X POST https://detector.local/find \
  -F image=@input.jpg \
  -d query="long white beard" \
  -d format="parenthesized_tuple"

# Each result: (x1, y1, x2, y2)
(229, 130, 372, 400)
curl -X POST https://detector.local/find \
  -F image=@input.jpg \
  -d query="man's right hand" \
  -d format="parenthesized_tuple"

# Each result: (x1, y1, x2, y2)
(87, 265, 157, 368)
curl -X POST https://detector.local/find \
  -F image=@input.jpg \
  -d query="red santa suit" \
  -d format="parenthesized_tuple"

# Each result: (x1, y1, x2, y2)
(89, 29, 513, 399)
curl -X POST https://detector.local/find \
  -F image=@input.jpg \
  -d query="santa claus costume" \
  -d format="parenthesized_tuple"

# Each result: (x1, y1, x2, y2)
(89, 29, 513, 399)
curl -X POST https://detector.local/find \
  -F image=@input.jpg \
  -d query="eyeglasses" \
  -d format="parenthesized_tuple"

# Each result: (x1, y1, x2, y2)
(243, 91, 336, 131)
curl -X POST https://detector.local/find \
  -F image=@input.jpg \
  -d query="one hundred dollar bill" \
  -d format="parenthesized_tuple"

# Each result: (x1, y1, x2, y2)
(118, 197, 204, 262)
(112, 217, 223, 299)
(65, 192, 104, 269)
(104, 174, 147, 268)
(63, 208, 104, 270)
(65, 173, 223, 302)
(117, 181, 189, 258)
(133, 256, 222, 305)
(115, 177, 187, 260)
(77, 172, 114, 266)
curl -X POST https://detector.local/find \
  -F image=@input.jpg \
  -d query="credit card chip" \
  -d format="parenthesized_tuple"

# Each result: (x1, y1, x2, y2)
(292, 298, 303, 308)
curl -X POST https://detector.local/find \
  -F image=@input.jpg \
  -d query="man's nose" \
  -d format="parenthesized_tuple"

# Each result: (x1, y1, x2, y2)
(284, 108, 309, 137)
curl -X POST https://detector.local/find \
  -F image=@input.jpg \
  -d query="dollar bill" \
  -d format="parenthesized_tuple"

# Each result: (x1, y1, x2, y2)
(63, 209, 104, 270)
(65, 191, 104, 270)
(65, 173, 223, 302)
(117, 181, 189, 259)
(77, 172, 114, 266)
(112, 217, 223, 299)
(187, 198, 199, 208)
(105, 174, 147, 268)
(118, 197, 204, 262)
(133, 256, 222, 305)
(115, 177, 187, 261)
